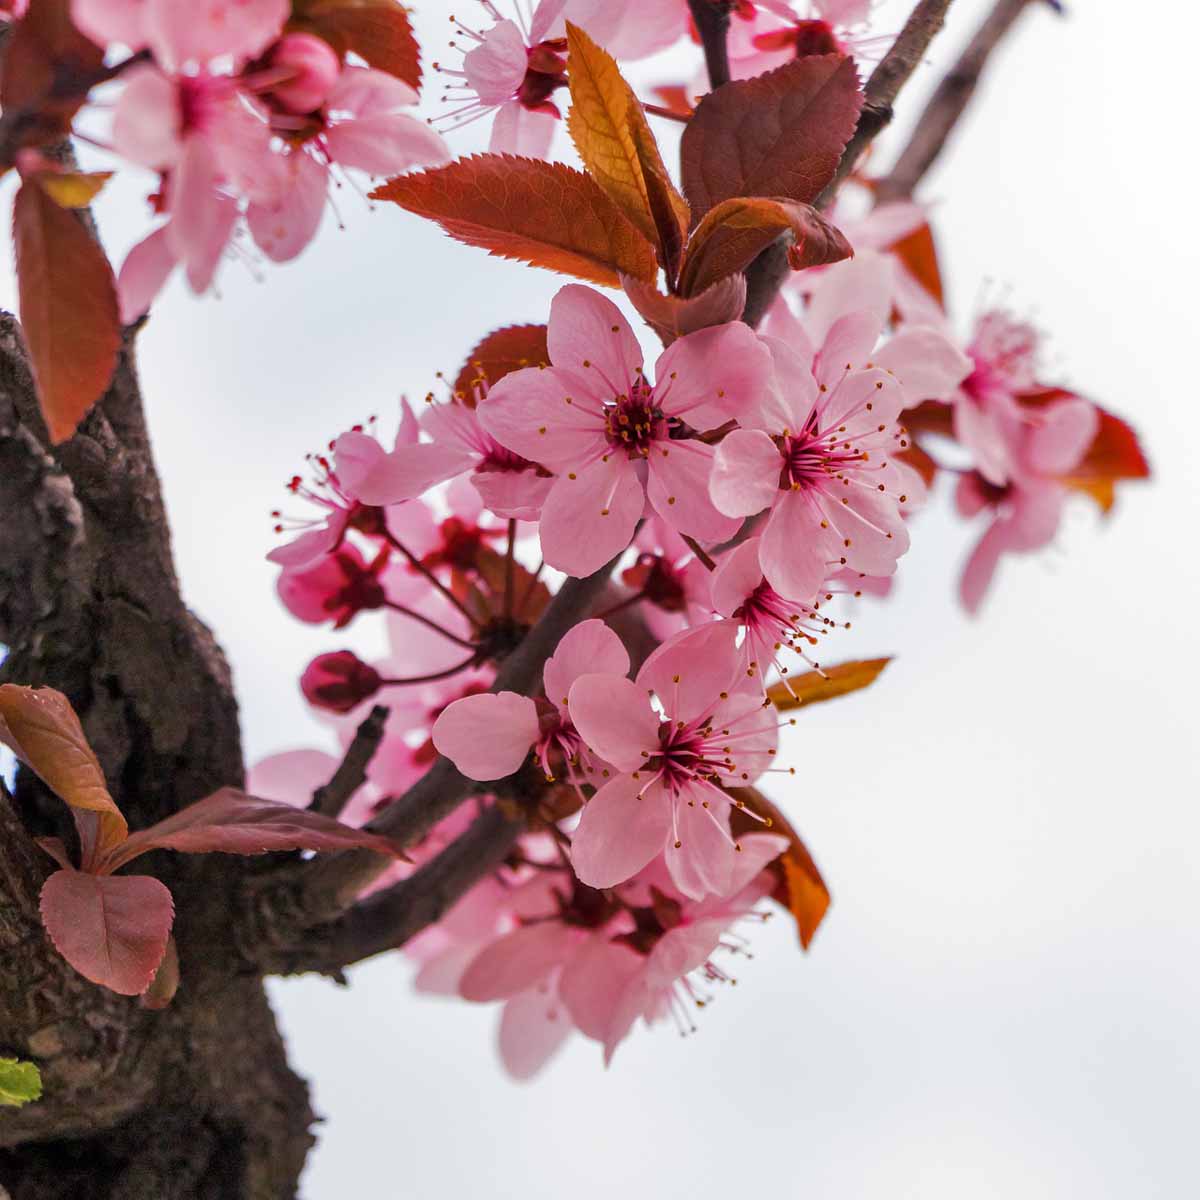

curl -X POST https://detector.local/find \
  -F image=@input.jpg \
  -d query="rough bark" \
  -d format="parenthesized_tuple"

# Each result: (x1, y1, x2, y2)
(0, 318, 315, 1197)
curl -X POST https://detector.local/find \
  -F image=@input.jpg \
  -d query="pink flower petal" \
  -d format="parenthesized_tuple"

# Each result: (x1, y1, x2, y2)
(265, 517, 344, 569)
(166, 137, 238, 293)
(563, 0, 687, 60)
(710, 428, 780, 518)
(324, 112, 451, 177)
(759, 490, 837, 602)
(558, 937, 643, 1041)
(814, 310, 883, 387)
(245, 749, 339, 806)
(460, 923, 576, 1001)
(497, 985, 572, 1080)
(646, 437, 738, 542)
(463, 18, 528, 105)
(432, 692, 539, 781)
(710, 538, 767, 618)
(664, 785, 737, 900)
(111, 63, 181, 169)
(246, 149, 327, 262)
(815, 484, 909, 577)
(489, 98, 558, 158)
(571, 773, 672, 889)
(566, 673, 660, 770)
(805, 251, 891, 352)
(546, 285, 642, 392)
(1025, 397, 1099, 476)
(872, 326, 972, 404)
(652, 322, 772, 430)
(71, 0, 149, 50)
(479, 365, 604, 467)
(543, 619, 630, 713)
(537, 457, 644, 576)
(636, 621, 742, 724)
(116, 225, 176, 323)
(144, 0, 287, 68)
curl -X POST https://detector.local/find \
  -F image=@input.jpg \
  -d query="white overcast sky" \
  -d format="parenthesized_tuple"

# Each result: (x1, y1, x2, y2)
(3, 1, 1199, 1196)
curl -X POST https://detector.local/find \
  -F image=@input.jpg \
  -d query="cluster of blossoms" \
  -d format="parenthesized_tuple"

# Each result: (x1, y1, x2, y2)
(259, 237, 1137, 1071)
(64, 0, 451, 318)
(0, 0, 1145, 1077)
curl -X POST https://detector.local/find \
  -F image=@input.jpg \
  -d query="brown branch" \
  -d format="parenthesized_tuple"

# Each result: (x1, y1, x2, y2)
(271, 805, 526, 976)
(688, 0, 734, 89)
(741, 0, 959, 327)
(310, 704, 389, 818)
(874, 0, 1055, 204)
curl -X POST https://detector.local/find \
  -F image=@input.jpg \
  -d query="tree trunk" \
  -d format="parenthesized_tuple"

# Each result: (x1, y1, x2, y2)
(0, 316, 315, 1199)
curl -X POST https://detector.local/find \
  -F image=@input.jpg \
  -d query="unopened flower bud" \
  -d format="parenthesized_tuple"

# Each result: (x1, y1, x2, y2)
(301, 651, 382, 713)
(267, 32, 341, 114)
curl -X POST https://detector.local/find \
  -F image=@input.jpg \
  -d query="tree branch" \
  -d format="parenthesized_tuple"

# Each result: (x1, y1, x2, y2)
(874, 0, 1055, 204)
(688, 0, 733, 89)
(310, 704, 389, 818)
(270, 805, 525, 976)
(741, 0, 959, 327)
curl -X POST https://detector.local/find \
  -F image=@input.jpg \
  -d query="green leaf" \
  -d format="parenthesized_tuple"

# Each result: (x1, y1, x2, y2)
(0, 1058, 43, 1107)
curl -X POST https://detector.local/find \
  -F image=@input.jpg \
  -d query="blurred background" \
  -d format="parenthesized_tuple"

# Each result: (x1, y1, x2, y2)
(5, 1, 1199, 1195)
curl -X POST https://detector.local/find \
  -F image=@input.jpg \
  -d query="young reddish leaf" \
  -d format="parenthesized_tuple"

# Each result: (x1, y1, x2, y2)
(40, 868, 174, 996)
(0, 0, 104, 162)
(890, 221, 944, 309)
(290, 0, 421, 89)
(767, 657, 891, 711)
(102, 787, 409, 872)
(730, 788, 830, 949)
(371, 156, 658, 288)
(677, 196, 851, 296)
(0, 685, 127, 865)
(680, 55, 862, 219)
(452, 324, 550, 407)
(622, 273, 746, 345)
(565, 22, 689, 280)
(13, 177, 121, 443)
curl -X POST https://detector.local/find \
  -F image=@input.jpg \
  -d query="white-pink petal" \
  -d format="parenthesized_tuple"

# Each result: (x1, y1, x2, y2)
(566, 673, 659, 771)
(543, 619, 630, 713)
(431, 692, 540, 782)
(709, 428, 781, 518)
(537, 457, 644, 576)
(546, 284, 642, 393)
(571, 773, 672, 889)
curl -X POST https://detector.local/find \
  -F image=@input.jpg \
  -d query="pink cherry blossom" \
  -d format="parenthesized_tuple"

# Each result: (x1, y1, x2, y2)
(709, 340, 912, 603)
(710, 537, 848, 688)
(479, 284, 772, 576)
(567, 621, 780, 900)
(433, 618, 629, 785)
(953, 310, 1044, 485)
(111, 64, 276, 304)
(712, 254, 970, 600)
(956, 392, 1099, 613)
(420, 399, 553, 521)
(598, 831, 787, 1062)
(456, 868, 639, 1078)
(247, 67, 451, 263)
(619, 518, 713, 641)
(267, 418, 474, 569)
(275, 543, 390, 629)
(436, 1, 568, 157)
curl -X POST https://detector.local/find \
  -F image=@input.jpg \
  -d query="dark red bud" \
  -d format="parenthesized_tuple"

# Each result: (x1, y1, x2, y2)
(301, 651, 382, 713)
